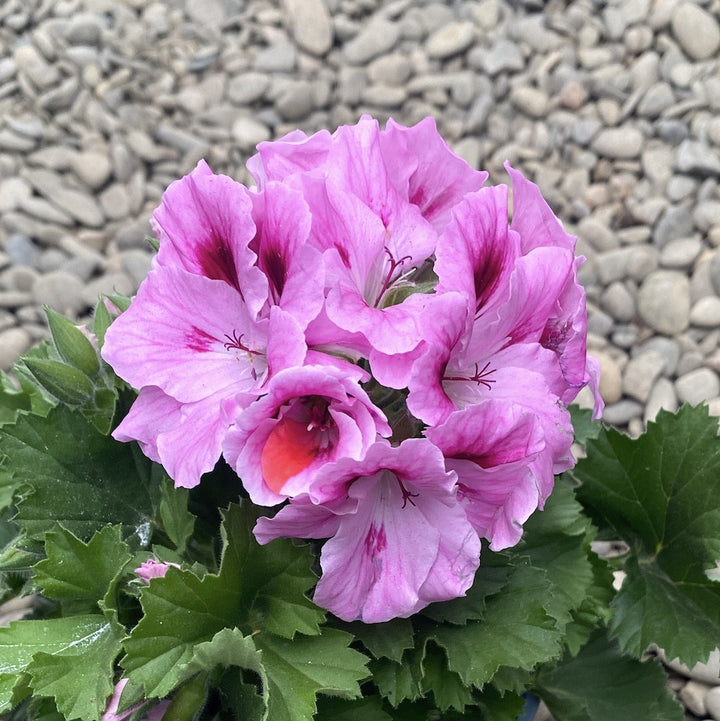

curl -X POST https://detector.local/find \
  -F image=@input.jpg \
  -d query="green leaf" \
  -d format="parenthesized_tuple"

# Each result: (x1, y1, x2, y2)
(315, 696, 392, 721)
(514, 483, 597, 629)
(475, 686, 526, 721)
(572, 405, 720, 664)
(369, 656, 422, 708)
(158, 478, 195, 554)
(121, 504, 325, 698)
(535, 630, 683, 721)
(421, 566, 511, 625)
(121, 564, 242, 698)
(0, 405, 156, 543)
(218, 504, 325, 639)
(568, 404, 602, 446)
(419, 642, 473, 712)
(0, 615, 122, 718)
(340, 617, 414, 662)
(44, 307, 100, 377)
(430, 565, 563, 688)
(34, 525, 131, 603)
(255, 628, 368, 721)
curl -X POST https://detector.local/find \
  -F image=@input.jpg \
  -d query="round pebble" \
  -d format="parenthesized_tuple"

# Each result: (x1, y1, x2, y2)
(671, 3, 720, 61)
(0, 327, 31, 370)
(676, 367, 720, 405)
(638, 270, 690, 335)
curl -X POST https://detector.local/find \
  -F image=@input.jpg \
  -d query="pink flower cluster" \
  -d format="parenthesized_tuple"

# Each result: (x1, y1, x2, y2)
(102, 116, 601, 623)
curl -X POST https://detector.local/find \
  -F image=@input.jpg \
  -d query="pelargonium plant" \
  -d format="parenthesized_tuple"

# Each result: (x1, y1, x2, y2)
(0, 116, 718, 721)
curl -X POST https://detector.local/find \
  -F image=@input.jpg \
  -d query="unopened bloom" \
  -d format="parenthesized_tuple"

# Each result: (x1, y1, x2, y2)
(134, 559, 180, 583)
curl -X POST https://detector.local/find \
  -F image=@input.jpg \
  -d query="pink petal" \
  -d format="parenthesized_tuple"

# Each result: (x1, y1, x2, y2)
(249, 182, 325, 327)
(246, 128, 332, 187)
(435, 186, 520, 313)
(381, 116, 487, 229)
(152, 160, 267, 318)
(506, 162, 577, 254)
(102, 266, 269, 404)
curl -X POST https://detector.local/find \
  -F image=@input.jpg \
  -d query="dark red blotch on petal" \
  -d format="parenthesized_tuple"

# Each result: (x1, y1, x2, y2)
(197, 229, 241, 294)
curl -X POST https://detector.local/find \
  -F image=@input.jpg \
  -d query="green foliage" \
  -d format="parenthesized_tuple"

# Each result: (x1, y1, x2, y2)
(1, 304, 718, 721)
(0, 615, 123, 719)
(572, 404, 720, 665)
(0, 406, 156, 543)
(33, 525, 131, 605)
(535, 630, 683, 721)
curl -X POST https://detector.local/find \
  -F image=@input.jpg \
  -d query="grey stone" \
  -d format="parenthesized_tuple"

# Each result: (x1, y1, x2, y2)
(666, 175, 697, 202)
(671, 3, 720, 61)
(185, 0, 226, 28)
(480, 38, 524, 75)
(254, 42, 297, 73)
(601, 281, 636, 322)
(275, 81, 315, 121)
(592, 127, 644, 159)
(603, 399, 644, 425)
(33, 270, 86, 315)
(654, 205, 694, 248)
(227, 72, 270, 105)
(367, 53, 412, 86)
(343, 18, 400, 65)
(676, 140, 720, 177)
(283, 0, 333, 56)
(509, 86, 548, 119)
(65, 13, 104, 45)
(707, 686, 720, 720)
(638, 270, 690, 335)
(0, 177, 32, 214)
(70, 150, 112, 190)
(679, 681, 710, 718)
(636, 336, 681, 376)
(0, 327, 31, 371)
(623, 351, 666, 403)
(426, 21, 475, 59)
(81, 272, 135, 307)
(231, 117, 271, 151)
(660, 237, 702, 269)
(578, 217, 618, 252)
(644, 377, 678, 423)
(596, 247, 635, 284)
(361, 84, 407, 108)
(637, 82, 675, 118)
(694, 201, 720, 232)
(676, 367, 720, 405)
(690, 296, 720, 327)
(594, 350, 623, 404)
(121, 250, 153, 288)
(657, 119, 690, 145)
(99, 184, 131, 221)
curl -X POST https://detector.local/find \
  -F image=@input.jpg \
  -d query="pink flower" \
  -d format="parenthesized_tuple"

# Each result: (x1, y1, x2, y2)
(254, 440, 480, 623)
(223, 364, 390, 506)
(102, 161, 311, 488)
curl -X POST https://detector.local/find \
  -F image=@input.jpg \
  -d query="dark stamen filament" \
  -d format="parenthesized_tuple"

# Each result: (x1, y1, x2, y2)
(396, 477, 419, 509)
(374, 249, 413, 307)
(443, 361, 496, 391)
(223, 330, 263, 355)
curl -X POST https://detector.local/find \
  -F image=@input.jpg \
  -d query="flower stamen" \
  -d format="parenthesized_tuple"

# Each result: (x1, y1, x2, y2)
(396, 477, 419, 509)
(374, 249, 413, 307)
(223, 329, 263, 355)
(442, 362, 496, 391)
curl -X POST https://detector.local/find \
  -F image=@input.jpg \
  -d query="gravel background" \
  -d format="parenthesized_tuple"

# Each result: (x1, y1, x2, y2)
(1, 0, 720, 715)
